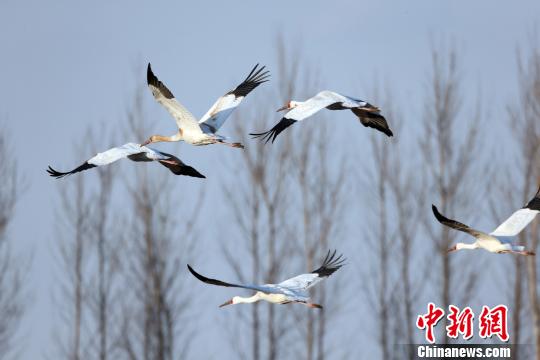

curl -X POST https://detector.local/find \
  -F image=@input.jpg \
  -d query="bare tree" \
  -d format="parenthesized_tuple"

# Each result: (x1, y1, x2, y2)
(488, 179, 528, 359)
(363, 87, 429, 358)
(117, 82, 201, 360)
(420, 46, 484, 344)
(52, 127, 124, 360)
(222, 96, 295, 360)
(291, 120, 346, 360)
(85, 131, 123, 360)
(0, 128, 26, 359)
(361, 116, 394, 360)
(53, 148, 92, 360)
(222, 38, 347, 360)
(507, 36, 540, 358)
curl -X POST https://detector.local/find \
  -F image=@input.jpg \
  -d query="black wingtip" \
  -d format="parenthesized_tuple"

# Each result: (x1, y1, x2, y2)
(47, 165, 68, 179)
(525, 186, 540, 210)
(186, 264, 239, 288)
(159, 159, 206, 178)
(230, 64, 270, 98)
(47, 163, 96, 179)
(146, 63, 174, 99)
(312, 249, 346, 278)
(354, 110, 394, 137)
(431, 204, 447, 223)
(187, 264, 202, 279)
(250, 118, 297, 144)
(182, 166, 206, 179)
(147, 63, 154, 84)
(187, 264, 205, 282)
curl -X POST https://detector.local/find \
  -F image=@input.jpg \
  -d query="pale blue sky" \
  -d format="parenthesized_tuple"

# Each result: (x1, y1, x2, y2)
(1, 0, 539, 358)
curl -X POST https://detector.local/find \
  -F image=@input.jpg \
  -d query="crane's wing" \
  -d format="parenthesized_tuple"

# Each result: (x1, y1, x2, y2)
(47, 143, 153, 179)
(351, 108, 393, 137)
(431, 205, 488, 238)
(187, 265, 281, 294)
(250, 91, 342, 143)
(147, 64, 203, 135)
(151, 152, 206, 178)
(333, 93, 393, 137)
(490, 186, 540, 237)
(48, 143, 205, 179)
(278, 250, 345, 291)
(199, 64, 269, 134)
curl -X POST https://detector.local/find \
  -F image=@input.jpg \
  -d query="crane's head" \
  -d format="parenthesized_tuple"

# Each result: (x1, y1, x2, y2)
(446, 244, 458, 254)
(277, 100, 300, 112)
(219, 296, 241, 308)
(141, 136, 157, 147)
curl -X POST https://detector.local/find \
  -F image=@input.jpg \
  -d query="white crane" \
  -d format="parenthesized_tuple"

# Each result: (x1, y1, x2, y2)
(142, 63, 269, 148)
(47, 143, 205, 179)
(431, 186, 540, 255)
(250, 90, 393, 143)
(187, 250, 345, 309)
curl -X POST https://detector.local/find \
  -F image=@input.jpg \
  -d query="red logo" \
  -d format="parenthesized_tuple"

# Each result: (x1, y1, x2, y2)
(416, 304, 509, 343)
(416, 303, 445, 343)
(446, 305, 474, 340)
(479, 305, 509, 342)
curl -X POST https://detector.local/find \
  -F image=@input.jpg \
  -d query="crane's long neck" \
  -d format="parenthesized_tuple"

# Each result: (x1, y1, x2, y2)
(235, 293, 262, 305)
(151, 131, 182, 143)
(457, 242, 479, 250)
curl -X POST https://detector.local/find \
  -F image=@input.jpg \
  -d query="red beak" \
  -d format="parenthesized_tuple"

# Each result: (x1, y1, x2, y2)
(219, 299, 233, 308)
(446, 245, 457, 254)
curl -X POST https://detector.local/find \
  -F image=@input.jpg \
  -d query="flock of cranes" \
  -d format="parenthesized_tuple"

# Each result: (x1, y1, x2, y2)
(47, 62, 540, 309)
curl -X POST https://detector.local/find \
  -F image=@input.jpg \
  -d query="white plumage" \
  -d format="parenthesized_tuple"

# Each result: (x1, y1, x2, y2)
(47, 143, 205, 179)
(142, 63, 269, 148)
(431, 186, 540, 255)
(250, 90, 393, 143)
(187, 250, 345, 309)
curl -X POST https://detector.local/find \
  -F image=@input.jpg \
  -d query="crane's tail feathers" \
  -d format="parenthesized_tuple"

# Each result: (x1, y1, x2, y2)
(249, 118, 297, 143)
(352, 109, 393, 137)
(47, 163, 96, 179)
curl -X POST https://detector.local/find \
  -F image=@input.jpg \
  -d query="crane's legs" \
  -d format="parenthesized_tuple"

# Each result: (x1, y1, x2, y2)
(216, 140, 244, 149)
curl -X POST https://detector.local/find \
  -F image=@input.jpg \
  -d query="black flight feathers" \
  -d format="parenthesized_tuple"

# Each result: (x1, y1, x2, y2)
(431, 205, 468, 230)
(250, 118, 297, 143)
(187, 249, 345, 286)
(311, 250, 346, 278)
(187, 264, 243, 288)
(525, 186, 540, 211)
(147, 62, 269, 101)
(353, 110, 394, 137)
(159, 161, 206, 178)
(47, 155, 206, 179)
(228, 64, 270, 98)
(147, 63, 175, 99)
(47, 163, 96, 179)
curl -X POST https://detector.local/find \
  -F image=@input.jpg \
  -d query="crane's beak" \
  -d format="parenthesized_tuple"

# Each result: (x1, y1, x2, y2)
(141, 139, 151, 147)
(446, 245, 457, 254)
(219, 299, 233, 308)
(276, 105, 288, 112)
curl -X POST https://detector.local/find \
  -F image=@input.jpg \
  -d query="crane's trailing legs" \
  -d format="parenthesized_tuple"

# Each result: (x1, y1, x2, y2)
(216, 139, 244, 149)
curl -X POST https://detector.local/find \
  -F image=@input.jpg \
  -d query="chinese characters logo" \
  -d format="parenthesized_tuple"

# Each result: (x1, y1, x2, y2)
(416, 303, 508, 343)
